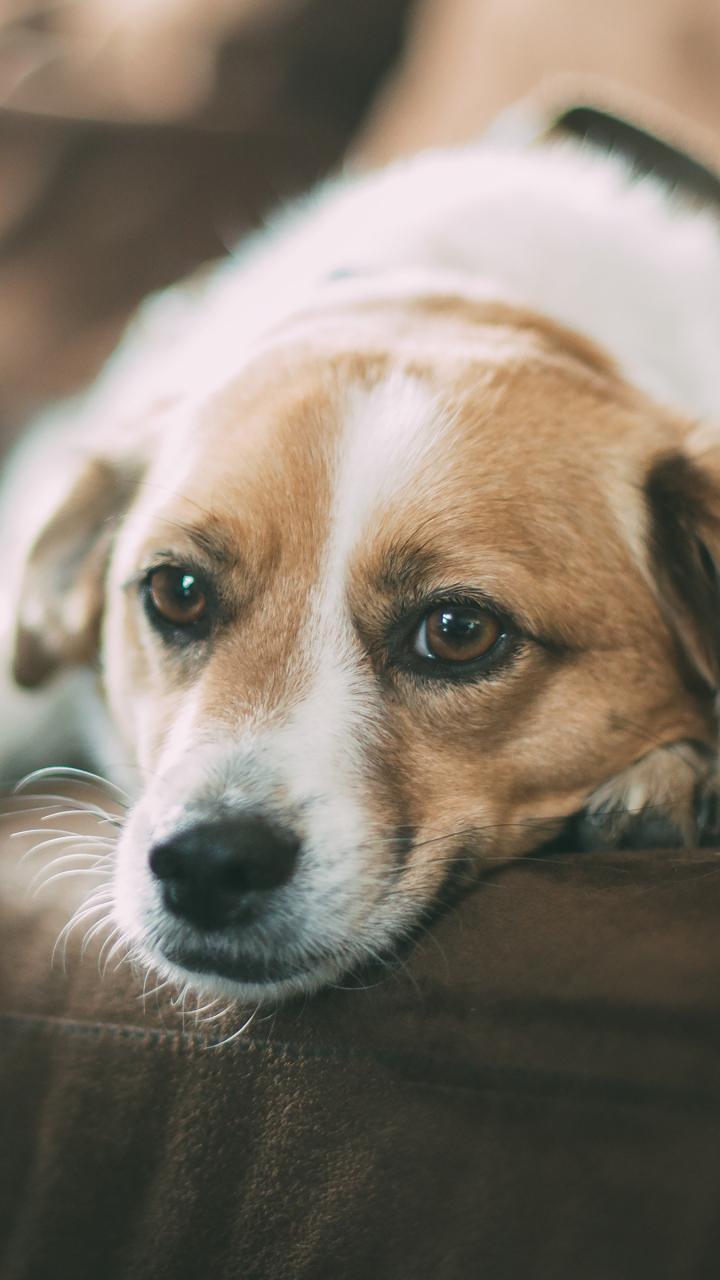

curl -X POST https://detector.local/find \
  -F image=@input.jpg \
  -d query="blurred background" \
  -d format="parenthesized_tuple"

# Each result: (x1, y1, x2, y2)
(0, 0, 718, 452)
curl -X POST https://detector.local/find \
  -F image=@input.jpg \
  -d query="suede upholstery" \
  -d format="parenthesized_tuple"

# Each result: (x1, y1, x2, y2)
(3, 837, 720, 1279)
(0, 5, 719, 1270)
(0, 0, 411, 450)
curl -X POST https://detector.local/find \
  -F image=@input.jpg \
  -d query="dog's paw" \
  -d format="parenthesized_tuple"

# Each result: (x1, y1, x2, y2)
(575, 740, 719, 851)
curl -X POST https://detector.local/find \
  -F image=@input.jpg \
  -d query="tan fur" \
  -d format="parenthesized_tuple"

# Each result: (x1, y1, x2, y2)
(13, 296, 720, 996)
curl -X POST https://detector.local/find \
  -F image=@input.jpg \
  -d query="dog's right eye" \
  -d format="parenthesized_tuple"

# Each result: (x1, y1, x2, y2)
(145, 566, 208, 629)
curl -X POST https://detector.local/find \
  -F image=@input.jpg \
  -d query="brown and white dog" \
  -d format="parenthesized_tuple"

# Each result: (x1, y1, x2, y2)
(4, 136, 720, 1002)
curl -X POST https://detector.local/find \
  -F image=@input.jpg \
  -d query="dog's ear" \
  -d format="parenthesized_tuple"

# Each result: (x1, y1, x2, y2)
(12, 458, 141, 689)
(645, 447, 720, 692)
(570, 445, 720, 853)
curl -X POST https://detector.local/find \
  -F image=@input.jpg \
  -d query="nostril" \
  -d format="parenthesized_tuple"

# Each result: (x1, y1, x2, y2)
(147, 815, 301, 931)
(148, 842, 190, 883)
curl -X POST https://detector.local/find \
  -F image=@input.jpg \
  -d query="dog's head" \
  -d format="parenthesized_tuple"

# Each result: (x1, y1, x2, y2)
(13, 296, 720, 1000)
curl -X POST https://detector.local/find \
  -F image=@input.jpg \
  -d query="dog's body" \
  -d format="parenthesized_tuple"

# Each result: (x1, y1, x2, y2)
(5, 137, 720, 1002)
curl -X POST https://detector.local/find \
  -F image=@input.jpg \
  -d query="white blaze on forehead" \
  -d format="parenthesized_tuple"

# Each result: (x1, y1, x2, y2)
(248, 374, 448, 824)
(277, 375, 452, 795)
(296, 346, 518, 708)
(324, 342, 523, 585)
(327, 371, 449, 583)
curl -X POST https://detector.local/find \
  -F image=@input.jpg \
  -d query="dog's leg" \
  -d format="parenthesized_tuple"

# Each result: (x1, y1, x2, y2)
(575, 740, 719, 851)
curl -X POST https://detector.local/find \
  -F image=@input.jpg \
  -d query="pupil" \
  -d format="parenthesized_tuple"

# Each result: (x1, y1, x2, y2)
(441, 610, 476, 640)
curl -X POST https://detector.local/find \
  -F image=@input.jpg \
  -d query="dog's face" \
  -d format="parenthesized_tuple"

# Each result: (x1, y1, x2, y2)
(13, 298, 720, 1001)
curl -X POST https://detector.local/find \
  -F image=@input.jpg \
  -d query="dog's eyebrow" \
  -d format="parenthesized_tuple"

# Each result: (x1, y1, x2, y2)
(173, 522, 241, 568)
(369, 543, 442, 592)
(358, 543, 576, 653)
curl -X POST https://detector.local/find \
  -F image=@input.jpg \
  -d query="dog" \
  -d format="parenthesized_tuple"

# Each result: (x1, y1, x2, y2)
(3, 127, 720, 1004)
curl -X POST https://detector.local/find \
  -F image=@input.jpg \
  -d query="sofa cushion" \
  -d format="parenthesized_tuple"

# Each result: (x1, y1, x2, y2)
(2, 831, 720, 1280)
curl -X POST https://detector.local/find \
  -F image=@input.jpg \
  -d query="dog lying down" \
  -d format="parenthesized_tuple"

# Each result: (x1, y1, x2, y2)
(3, 133, 720, 1003)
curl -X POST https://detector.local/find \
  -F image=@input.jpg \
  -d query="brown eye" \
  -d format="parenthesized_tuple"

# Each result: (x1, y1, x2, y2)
(415, 605, 501, 662)
(147, 567, 207, 627)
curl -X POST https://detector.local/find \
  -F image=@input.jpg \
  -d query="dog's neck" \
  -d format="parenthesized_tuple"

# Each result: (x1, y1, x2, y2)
(94, 138, 720, 437)
(298, 141, 720, 423)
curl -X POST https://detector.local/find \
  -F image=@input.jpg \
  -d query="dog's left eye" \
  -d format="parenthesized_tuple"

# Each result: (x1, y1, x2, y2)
(414, 604, 501, 662)
(146, 567, 208, 628)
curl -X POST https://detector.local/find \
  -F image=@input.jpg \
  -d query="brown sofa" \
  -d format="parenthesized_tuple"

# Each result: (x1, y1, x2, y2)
(2, 5, 720, 1277)
(0, 0, 412, 452)
(3, 838, 720, 1280)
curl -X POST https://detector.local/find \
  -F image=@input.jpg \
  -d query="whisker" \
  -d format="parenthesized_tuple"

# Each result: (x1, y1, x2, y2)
(192, 997, 224, 1020)
(33, 868, 111, 896)
(13, 826, 117, 841)
(28, 853, 111, 889)
(1, 803, 113, 823)
(84, 914, 116, 948)
(85, 922, 117, 962)
(7, 790, 125, 821)
(205, 1006, 258, 1050)
(196, 1001, 237, 1024)
(100, 934, 127, 974)
(140, 979, 173, 1003)
(96, 930, 120, 972)
(140, 968, 152, 1007)
(52, 890, 113, 970)
(16, 835, 116, 864)
(40, 810, 124, 829)
(14, 766, 131, 805)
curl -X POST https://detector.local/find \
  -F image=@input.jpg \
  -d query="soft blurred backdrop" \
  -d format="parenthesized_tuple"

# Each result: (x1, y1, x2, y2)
(0, 0, 718, 450)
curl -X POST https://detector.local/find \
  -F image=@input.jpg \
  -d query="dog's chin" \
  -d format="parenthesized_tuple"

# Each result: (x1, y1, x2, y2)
(143, 933, 351, 1005)
(166, 941, 321, 987)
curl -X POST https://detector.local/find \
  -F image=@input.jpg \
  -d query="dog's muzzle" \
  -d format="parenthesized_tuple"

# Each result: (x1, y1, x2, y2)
(148, 815, 301, 933)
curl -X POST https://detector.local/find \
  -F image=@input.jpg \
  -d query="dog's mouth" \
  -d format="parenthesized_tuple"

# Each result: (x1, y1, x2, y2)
(161, 939, 319, 986)
(158, 919, 420, 993)
(133, 810, 412, 993)
(146, 894, 339, 990)
(145, 880, 420, 995)
(152, 851, 478, 992)
(121, 806, 504, 997)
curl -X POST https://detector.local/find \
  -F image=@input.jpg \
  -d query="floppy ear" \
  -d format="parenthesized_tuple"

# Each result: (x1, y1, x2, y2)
(12, 458, 141, 689)
(570, 443, 720, 853)
(644, 447, 720, 692)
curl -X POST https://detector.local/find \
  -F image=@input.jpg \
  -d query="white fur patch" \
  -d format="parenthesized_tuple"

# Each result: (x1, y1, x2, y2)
(328, 373, 446, 575)
(22, 137, 720, 456)
(7, 132, 720, 1000)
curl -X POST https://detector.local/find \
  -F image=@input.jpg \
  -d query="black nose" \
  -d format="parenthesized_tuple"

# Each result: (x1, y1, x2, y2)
(148, 816, 301, 932)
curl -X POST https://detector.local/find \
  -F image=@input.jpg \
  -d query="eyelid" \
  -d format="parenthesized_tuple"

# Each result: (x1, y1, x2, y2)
(123, 559, 177, 593)
(124, 555, 212, 593)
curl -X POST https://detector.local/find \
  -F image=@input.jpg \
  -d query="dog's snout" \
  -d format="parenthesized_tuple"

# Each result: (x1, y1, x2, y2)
(148, 816, 301, 931)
